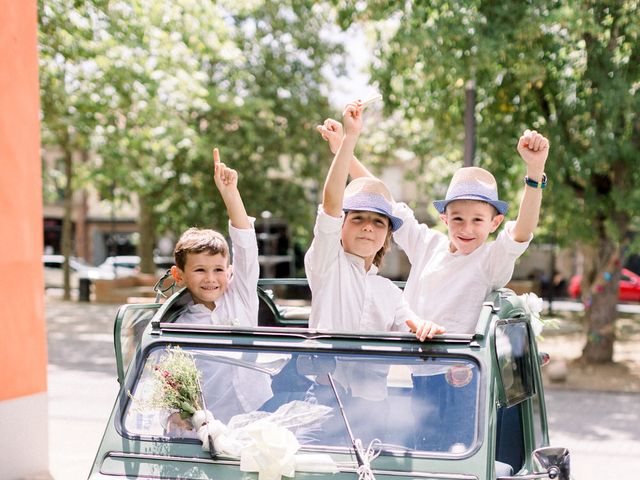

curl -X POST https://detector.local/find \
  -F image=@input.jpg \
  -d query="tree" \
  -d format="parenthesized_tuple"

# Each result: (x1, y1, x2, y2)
(178, 1, 345, 254)
(336, 0, 640, 363)
(90, 1, 344, 272)
(39, 0, 109, 299)
(41, 0, 344, 277)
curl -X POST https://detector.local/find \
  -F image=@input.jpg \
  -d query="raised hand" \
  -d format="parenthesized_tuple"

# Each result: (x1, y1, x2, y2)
(212, 147, 250, 229)
(342, 100, 363, 138)
(316, 118, 343, 154)
(517, 129, 549, 174)
(213, 147, 238, 194)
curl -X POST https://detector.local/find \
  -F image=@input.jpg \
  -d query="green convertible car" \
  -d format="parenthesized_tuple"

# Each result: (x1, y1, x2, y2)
(89, 278, 571, 480)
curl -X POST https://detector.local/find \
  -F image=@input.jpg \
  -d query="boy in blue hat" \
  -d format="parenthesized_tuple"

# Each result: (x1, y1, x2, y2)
(317, 118, 549, 334)
(306, 100, 445, 340)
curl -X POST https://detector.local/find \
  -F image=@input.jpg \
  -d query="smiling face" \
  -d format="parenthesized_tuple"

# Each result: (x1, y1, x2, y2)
(171, 252, 230, 310)
(341, 210, 391, 269)
(440, 200, 504, 255)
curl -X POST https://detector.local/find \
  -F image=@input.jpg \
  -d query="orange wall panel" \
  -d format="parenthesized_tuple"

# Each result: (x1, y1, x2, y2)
(0, 0, 47, 401)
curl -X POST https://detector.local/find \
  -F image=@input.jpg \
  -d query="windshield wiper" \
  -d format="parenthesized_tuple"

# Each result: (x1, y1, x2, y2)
(326, 373, 380, 479)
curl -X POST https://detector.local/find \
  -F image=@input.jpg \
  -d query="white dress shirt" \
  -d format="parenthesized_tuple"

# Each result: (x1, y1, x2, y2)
(392, 202, 531, 334)
(176, 220, 259, 326)
(304, 207, 414, 333)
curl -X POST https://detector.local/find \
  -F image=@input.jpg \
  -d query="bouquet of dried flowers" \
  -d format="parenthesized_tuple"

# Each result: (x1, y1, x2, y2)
(142, 346, 203, 419)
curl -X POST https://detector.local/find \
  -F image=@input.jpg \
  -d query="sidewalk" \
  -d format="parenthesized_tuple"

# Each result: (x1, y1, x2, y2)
(46, 296, 120, 479)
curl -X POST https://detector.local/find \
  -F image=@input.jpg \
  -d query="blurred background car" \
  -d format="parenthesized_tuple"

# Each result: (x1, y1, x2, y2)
(91, 255, 141, 279)
(43, 255, 92, 289)
(82, 255, 175, 281)
(568, 268, 640, 302)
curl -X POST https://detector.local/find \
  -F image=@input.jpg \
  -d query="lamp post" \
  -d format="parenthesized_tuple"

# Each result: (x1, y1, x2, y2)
(464, 79, 476, 167)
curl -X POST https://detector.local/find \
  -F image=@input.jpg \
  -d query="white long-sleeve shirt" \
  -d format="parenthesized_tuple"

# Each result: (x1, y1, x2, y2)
(176, 220, 259, 326)
(393, 202, 531, 334)
(304, 207, 414, 333)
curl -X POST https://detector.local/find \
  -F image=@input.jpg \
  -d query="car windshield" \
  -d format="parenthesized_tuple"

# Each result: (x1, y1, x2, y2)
(124, 345, 480, 456)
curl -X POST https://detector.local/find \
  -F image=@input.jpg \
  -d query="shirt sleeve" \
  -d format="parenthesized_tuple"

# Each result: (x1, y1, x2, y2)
(391, 294, 415, 332)
(304, 206, 343, 287)
(228, 218, 259, 326)
(392, 202, 444, 265)
(486, 220, 532, 289)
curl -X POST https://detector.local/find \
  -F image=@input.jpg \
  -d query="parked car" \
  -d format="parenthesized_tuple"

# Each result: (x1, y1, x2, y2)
(89, 278, 571, 480)
(568, 268, 640, 302)
(43, 254, 91, 289)
(92, 255, 141, 279)
(82, 255, 175, 281)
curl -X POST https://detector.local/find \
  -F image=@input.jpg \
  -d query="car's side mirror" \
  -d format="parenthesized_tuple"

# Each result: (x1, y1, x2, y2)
(534, 447, 570, 479)
(497, 446, 570, 480)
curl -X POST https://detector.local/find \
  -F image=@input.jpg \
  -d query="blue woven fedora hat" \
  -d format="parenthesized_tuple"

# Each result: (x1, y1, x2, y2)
(433, 167, 508, 215)
(343, 177, 403, 232)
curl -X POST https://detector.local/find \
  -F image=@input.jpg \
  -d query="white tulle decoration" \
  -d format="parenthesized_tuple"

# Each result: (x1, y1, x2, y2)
(189, 401, 337, 480)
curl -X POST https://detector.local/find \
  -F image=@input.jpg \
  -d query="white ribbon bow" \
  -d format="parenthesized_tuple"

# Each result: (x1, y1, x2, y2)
(239, 421, 300, 480)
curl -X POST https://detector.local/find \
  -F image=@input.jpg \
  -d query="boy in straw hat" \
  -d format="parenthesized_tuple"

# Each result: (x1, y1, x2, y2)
(305, 100, 445, 340)
(318, 119, 549, 334)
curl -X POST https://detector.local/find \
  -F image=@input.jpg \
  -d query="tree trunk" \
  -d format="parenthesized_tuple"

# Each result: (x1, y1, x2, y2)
(580, 243, 621, 364)
(138, 194, 156, 274)
(61, 145, 74, 301)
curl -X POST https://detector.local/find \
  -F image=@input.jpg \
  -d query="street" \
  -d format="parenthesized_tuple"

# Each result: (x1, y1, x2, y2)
(46, 297, 640, 479)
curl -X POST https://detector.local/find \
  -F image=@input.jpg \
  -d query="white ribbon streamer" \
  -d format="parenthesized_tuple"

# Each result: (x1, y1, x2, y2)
(354, 438, 382, 480)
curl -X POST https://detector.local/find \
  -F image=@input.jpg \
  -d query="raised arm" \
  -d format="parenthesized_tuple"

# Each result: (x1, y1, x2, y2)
(511, 129, 549, 242)
(322, 102, 365, 216)
(317, 117, 374, 180)
(213, 147, 251, 230)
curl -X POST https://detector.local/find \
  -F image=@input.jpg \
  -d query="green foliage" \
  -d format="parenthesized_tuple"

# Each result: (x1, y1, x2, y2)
(336, 0, 639, 252)
(334, 0, 639, 362)
(39, 0, 345, 258)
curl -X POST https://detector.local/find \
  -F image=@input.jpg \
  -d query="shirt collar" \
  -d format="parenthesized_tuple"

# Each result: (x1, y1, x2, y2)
(344, 251, 379, 275)
(186, 299, 216, 313)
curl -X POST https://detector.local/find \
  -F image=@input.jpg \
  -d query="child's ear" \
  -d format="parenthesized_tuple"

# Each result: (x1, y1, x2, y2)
(170, 265, 183, 284)
(490, 214, 505, 233)
(439, 213, 449, 225)
(226, 264, 233, 279)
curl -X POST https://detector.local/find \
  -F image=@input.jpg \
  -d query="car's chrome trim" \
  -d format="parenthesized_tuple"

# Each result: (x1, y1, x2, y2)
(155, 322, 474, 343)
(104, 451, 478, 479)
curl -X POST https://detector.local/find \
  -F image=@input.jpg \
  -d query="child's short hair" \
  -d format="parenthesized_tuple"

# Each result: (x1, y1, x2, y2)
(173, 228, 229, 270)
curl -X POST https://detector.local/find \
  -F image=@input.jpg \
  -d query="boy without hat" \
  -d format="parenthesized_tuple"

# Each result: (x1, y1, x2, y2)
(318, 119, 549, 334)
(171, 148, 260, 327)
(165, 148, 272, 431)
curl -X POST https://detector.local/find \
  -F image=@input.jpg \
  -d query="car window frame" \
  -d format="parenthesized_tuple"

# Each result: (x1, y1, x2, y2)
(114, 303, 163, 385)
(493, 318, 537, 408)
(118, 338, 486, 460)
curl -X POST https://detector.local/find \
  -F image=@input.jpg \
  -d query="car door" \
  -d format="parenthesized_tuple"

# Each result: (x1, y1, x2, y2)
(113, 303, 162, 385)
(493, 319, 537, 474)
